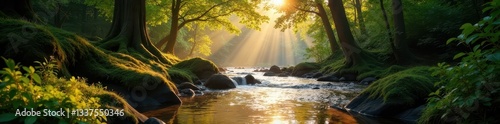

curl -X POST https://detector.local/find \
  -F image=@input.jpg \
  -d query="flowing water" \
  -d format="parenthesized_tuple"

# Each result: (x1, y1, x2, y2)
(142, 67, 369, 124)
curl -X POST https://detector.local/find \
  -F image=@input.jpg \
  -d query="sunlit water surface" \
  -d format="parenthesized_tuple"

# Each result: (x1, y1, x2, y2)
(142, 68, 367, 124)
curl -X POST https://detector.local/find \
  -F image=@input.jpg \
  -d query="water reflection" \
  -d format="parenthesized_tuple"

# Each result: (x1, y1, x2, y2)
(143, 88, 361, 124)
(142, 69, 365, 124)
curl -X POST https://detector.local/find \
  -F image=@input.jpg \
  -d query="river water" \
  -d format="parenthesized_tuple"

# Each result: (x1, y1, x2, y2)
(142, 67, 368, 124)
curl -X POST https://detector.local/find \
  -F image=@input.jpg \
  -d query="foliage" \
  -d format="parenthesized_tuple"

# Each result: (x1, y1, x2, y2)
(420, 1, 500, 123)
(404, 0, 468, 52)
(187, 25, 213, 57)
(0, 18, 180, 103)
(0, 58, 106, 123)
(363, 66, 436, 105)
(304, 19, 333, 62)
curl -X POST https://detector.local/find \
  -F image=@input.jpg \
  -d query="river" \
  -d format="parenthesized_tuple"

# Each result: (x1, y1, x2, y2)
(142, 67, 374, 124)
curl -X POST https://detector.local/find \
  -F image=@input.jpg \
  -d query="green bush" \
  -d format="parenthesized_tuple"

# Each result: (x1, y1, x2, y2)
(0, 58, 134, 123)
(420, 1, 500, 123)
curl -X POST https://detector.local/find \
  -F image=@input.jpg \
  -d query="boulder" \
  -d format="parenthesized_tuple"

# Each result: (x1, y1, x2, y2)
(317, 74, 339, 82)
(301, 72, 322, 78)
(345, 67, 436, 122)
(244, 74, 261, 85)
(291, 62, 320, 77)
(269, 65, 282, 73)
(360, 77, 377, 85)
(345, 93, 413, 117)
(177, 82, 200, 90)
(312, 72, 323, 78)
(171, 58, 219, 80)
(339, 73, 357, 82)
(179, 89, 195, 97)
(277, 72, 289, 77)
(263, 72, 276, 76)
(204, 74, 237, 89)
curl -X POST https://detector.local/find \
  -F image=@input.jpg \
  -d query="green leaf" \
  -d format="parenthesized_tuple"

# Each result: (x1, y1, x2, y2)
(20, 77, 30, 83)
(32, 74, 41, 84)
(486, 51, 500, 61)
(24, 116, 37, 124)
(446, 38, 457, 44)
(0, 113, 17, 122)
(22, 67, 31, 73)
(465, 34, 479, 44)
(454, 53, 466, 60)
(460, 23, 475, 36)
(4, 58, 16, 70)
(473, 45, 481, 52)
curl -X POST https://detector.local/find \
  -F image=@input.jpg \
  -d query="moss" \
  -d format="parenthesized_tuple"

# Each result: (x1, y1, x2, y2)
(357, 65, 406, 80)
(163, 53, 181, 66)
(170, 57, 219, 81)
(167, 67, 197, 84)
(0, 18, 180, 104)
(362, 66, 436, 105)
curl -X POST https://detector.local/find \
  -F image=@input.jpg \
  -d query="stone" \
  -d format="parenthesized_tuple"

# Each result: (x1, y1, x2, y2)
(345, 93, 425, 121)
(144, 117, 166, 124)
(179, 89, 195, 97)
(277, 72, 289, 77)
(177, 82, 200, 90)
(263, 72, 276, 76)
(204, 74, 237, 89)
(291, 62, 320, 77)
(360, 77, 377, 85)
(317, 74, 340, 82)
(269, 65, 282, 73)
(312, 72, 323, 78)
(245, 74, 257, 85)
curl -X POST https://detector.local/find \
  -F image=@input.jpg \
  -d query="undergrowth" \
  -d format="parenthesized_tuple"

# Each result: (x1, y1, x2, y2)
(0, 57, 136, 123)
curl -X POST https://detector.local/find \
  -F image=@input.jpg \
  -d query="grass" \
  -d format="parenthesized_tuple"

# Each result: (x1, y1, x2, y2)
(362, 66, 437, 105)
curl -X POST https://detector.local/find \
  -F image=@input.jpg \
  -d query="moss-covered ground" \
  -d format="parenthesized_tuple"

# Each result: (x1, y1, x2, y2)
(0, 18, 219, 123)
(362, 66, 436, 105)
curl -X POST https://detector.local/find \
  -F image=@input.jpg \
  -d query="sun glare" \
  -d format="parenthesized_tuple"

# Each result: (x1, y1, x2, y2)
(270, 0, 284, 7)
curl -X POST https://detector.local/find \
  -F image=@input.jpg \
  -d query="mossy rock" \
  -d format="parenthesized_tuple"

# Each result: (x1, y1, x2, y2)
(0, 18, 181, 108)
(169, 57, 219, 83)
(345, 66, 436, 119)
(291, 62, 320, 76)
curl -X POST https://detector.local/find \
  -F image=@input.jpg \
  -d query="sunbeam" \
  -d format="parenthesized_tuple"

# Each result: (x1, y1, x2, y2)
(209, 10, 312, 67)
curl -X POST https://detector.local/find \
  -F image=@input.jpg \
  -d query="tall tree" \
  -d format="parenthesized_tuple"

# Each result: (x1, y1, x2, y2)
(391, 0, 415, 64)
(354, 0, 367, 36)
(156, 0, 268, 54)
(379, 0, 395, 56)
(327, 0, 366, 67)
(275, 0, 340, 53)
(97, 0, 168, 63)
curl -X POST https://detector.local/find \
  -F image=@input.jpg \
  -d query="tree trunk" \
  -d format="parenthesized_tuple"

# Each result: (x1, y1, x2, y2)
(159, 0, 182, 54)
(188, 25, 199, 57)
(391, 0, 415, 64)
(354, 0, 367, 36)
(0, 0, 36, 21)
(98, 0, 168, 63)
(327, 0, 364, 67)
(316, 2, 340, 53)
(379, 0, 396, 58)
